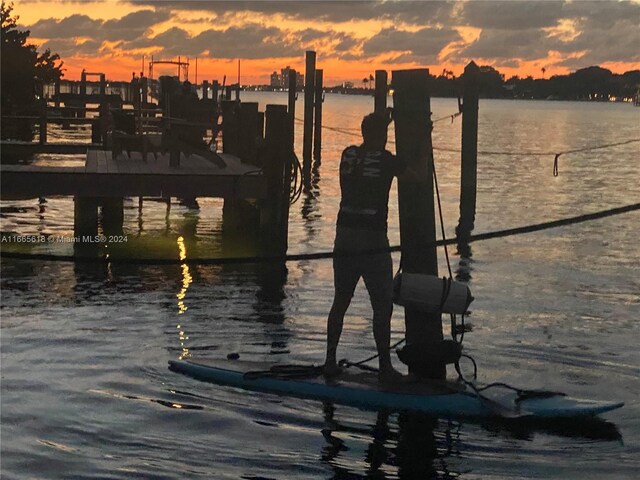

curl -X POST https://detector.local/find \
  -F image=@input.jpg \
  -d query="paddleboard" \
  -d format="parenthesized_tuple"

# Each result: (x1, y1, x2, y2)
(168, 359, 624, 419)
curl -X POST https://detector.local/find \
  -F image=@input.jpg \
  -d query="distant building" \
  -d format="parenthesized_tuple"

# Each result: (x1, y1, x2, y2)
(281, 67, 291, 87)
(269, 67, 305, 89)
(270, 71, 281, 88)
(342, 81, 354, 89)
(279, 66, 304, 88)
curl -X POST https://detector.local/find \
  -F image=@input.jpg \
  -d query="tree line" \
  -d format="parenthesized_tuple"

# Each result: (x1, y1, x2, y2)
(427, 65, 639, 101)
(1, 1, 63, 140)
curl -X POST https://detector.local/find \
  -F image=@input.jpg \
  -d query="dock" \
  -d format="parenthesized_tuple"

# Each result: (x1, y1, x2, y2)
(1, 141, 100, 156)
(0, 149, 265, 199)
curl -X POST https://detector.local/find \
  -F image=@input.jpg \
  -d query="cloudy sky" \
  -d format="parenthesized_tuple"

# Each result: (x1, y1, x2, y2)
(14, 0, 640, 84)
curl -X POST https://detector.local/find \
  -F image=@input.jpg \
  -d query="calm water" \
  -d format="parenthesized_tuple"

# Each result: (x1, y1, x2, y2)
(1, 93, 639, 479)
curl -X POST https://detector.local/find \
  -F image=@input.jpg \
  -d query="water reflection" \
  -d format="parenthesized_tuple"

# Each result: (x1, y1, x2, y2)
(176, 236, 192, 359)
(321, 404, 459, 480)
(318, 402, 622, 479)
(480, 416, 622, 442)
(454, 204, 474, 283)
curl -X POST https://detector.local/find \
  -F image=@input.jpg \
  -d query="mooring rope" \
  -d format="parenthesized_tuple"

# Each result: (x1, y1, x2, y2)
(2, 203, 637, 264)
(294, 116, 640, 176)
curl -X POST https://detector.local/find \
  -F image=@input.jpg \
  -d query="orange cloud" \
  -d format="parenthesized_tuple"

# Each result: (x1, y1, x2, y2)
(14, 1, 640, 84)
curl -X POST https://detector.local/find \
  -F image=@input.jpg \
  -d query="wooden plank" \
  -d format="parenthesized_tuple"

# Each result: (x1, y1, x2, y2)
(97, 150, 108, 174)
(1, 141, 95, 156)
(106, 150, 119, 174)
(138, 151, 154, 174)
(116, 151, 131, 174)
(86, 149, 98, 173)
(173, 152, 203, 174)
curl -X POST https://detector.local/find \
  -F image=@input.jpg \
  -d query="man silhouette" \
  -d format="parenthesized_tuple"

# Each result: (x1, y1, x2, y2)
(324, 112, 412, 383)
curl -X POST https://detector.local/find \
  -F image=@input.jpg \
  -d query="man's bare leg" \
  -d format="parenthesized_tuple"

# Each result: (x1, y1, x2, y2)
(324, 294, 351, 376)
(372, 306, 403, 383)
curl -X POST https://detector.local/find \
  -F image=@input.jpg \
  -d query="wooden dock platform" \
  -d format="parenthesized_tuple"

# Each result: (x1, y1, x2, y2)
(1, 141, 100, 156)
(1, 149, 266, 199)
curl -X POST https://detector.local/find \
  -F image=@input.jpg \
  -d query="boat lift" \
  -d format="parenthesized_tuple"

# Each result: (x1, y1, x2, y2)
(148, 56, 190, 82)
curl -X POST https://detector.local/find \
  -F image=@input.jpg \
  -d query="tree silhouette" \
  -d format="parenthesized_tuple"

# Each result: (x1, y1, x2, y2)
(1, 1, 63, 140)
(362, 77, 369, 89)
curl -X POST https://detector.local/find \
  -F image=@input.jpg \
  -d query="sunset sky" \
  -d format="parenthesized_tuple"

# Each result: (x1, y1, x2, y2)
(13, 0, 640, 85)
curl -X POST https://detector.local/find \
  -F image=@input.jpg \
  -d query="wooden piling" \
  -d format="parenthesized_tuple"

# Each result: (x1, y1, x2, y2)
(313, 69, 323, 163)
(238, 102, 260, 165)
(79, 72, 87, 118)
(99, 102, 109, 144)
(456, 61, 480, 255)
(91, 121, 100, 144)
(141, 77, 148, 105)
(374, 70, 388, 115)
(80, 72, 87, 97)
(287, 69, 297, 148)
(54, 78, 61, 108)
(257, 111, 265, 140)
(261, 104, 291, 253)
(73, 196, 98, 237)
(221, 100, 240, 156)
(99, 74, 106, 96)
(39, 98, 47, 145)
(302, 51, 316, 186)
(212, 80, 219, 103)
(202, 80, 209, 100)
(392, 68, 444, 380)
(101, 197, 124, 235)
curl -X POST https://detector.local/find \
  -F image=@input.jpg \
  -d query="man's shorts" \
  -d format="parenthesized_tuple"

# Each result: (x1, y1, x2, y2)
(333, 226, 393, 306)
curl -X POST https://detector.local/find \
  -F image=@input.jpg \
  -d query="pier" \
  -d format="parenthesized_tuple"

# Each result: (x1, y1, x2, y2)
(0, 149, 264, 199)
(1, 65, 295, 248)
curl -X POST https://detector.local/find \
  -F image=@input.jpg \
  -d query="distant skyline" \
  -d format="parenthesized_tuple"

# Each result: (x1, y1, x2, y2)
(14, 0, 640, 84)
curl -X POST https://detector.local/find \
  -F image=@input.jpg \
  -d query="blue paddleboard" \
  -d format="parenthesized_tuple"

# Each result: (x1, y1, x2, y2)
(168, 359, 623, 419)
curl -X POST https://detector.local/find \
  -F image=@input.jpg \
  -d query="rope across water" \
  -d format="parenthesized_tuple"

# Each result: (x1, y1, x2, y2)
(2, 203, 638, 264)
(295, 115, 640, 176)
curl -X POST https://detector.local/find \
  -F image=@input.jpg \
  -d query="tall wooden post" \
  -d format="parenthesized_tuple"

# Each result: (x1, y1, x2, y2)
(212, 80, 219, 103)
(238, 102, 259, 165)
(221, 100, 239, 156)
(313, 69, 323, 163)
(39, 98, 47, 145)
(262, 104, 291, 253)
(131, 76, 140, 109)
(374, 70, 388, 115)
(79, 72, 87, 118)
(202, 80, 209, 100)
(74, 197, 98, 238)
(392, 68, 444, 380)
(98, 102, 109, 145)
(80, 72, 87, 97)
(456, 61, 480, 261)
(54, 78, 61, 108)
(99, 74, 106, 96)
(302, 51, 316, 186)
(101, 198, 124, 236)
(141, 76, 148, 105)
(287, 69, 297, 148)
(373, 70, 389, 114)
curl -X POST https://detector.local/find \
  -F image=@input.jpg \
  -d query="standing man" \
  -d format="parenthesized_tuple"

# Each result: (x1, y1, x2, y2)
(324, 112, 409, 383)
